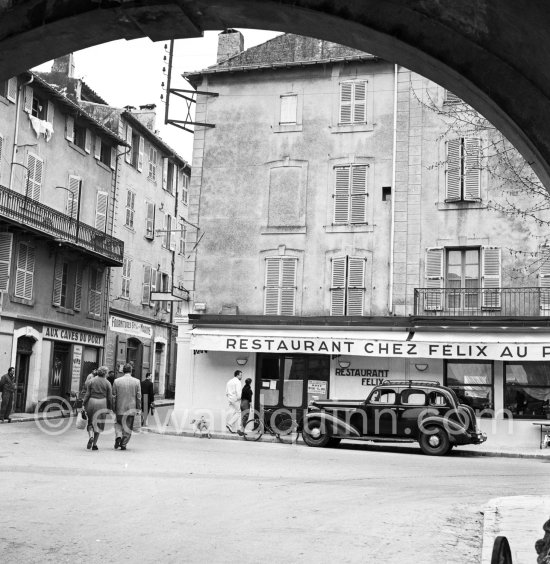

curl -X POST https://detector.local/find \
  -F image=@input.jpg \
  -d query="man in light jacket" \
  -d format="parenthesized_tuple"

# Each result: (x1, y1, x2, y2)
(225, 370, 243, 435)
(112, 363, 141, 450)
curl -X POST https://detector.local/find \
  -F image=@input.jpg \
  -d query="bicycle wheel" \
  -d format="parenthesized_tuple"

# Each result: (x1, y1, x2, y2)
(243, 418, 264, 441)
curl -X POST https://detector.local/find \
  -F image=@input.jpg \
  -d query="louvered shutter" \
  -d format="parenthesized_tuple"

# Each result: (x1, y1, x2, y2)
(347, 257, 365, 315)
(425, 247, 444, 311)
(464, 138, 481, 200)
(15, 243, 34, 300)
(330, 257, 346, 315)
(162, 158, 169, 191)
(137, 136, 144, 172)
(84, 129, 91, 153)
(24, 86, 33, 113)
(145, 202, 155, 238)
(27, 153, 43, 201)
(0, 134, 3, 172)
(94, 135, 101, 160)
(46, 101, 55, 124)
(52, 257, 63, 306)
(150, 268, 158, 305)
(66, 175, 80, 218)
(339, 82, 353, 124)
(125, 125, 132, 164)
(446, 139, 461, 201)
(280, 95, 297, 124)
(166, 274, 172, 313)
(280, 258, 296, 316)
(350, 165, 367, 223)
(95, 191, 108, 231)
(6, 78, 17, 103)
(0, 232, 13, 292)
(74, 263, 82, 310)
(334, 166, 350, 224)
(353, 81, 367, 123)
(171, 164, 177, 194)
(264, 258, 281, 315)
(110, 146, 116, 170)
(539, 246, 550, 311)
(481, 246, 501, 309)
(142, 265, 152, 304)
(89, 269, 103, 317)
(65, 115, 74, 142)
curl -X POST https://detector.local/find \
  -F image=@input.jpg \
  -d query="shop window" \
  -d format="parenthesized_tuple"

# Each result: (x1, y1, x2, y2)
(445, 361, 494, 414)
(505, 362, 550, 419)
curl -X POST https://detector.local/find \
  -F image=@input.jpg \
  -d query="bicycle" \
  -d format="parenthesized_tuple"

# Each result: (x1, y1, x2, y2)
(243, 408, 301, 442)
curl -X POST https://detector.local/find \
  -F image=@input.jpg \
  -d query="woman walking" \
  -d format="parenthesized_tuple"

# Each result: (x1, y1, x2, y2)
(82, 366, 112, 450)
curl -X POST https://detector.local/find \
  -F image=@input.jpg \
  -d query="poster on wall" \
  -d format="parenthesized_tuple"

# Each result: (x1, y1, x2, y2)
(307, 380, 327, 395)
(71, 345, 83, 392)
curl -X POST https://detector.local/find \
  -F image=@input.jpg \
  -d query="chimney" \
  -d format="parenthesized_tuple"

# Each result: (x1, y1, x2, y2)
(217, 29, 244, 63)
(51, 54, 75, 78)
(129, 104, 157, 132)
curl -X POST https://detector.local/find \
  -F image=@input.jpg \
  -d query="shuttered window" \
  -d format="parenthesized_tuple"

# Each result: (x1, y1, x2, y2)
(425, 247, 444, 311)
(66, 175, 81, 219)
(65, 115, 74, 142)
(539, 245, 550, 311)
(181, 172, 189, 206)
(0, 232, 13, 292)
(137, 136, 145, 172)
(14, 242, 35, 300)
(6, 77, 17, 102)
(339, 81, 367, 124)
(125, 190, 135, 228)
(481, 247, 501, 309)
(52, 257, 69, 308)
(26, 153, 43, 201)
(0, 133, 3, 182)
(178, 221, 186, 255)
(333, 164, 367, 224)
(330, 256, 366, 315)
(148, 146, 158, 181)
(125, 124, 132, 164)
(122, 257, 131, 299)
(145, 202, 155, 239)
(88, 268, 103, 317)
(24, 86, 33, 114)
(280, 94, 297, 124)
(142, 265, 152, 305)
(73, 263, 83, 311)
(264, 257, 297, 316)
(95, 191, 108, 232)
(445, 138, 481, 201)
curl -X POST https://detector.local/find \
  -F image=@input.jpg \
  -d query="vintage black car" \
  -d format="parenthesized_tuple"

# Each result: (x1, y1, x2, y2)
(301, 380, 487, 456)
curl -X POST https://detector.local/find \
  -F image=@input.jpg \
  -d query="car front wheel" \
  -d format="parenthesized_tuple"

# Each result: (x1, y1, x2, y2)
(419, 426, 451, 456)
(302, 419, 331, 447)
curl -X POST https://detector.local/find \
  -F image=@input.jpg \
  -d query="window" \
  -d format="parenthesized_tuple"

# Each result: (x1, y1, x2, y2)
(148, 146, 158, 181)
(88, 268, 103, 317)
(280, 94, 297, 124)
(446, 248, 480, 309)
(121, 257, 131, 299)
(445, 138, 481, 201)
(339, 81, 367, 124)
(0, 133, 3, 183)
(160, 272, 172, 312)
(125, 190, 135, 229)
(181, 171, 189, 205)
(162, 213, 172, 249)
(163, 159, 176, 194)
(131, 133, 144, 172)
(26, 153, 43, 201)
(540, 245, 550, 310)
(369, 389, 396, 404)
(178, 220, 186, 255)
(74, 263, 82, 311)
(125, 124, 133, 164)
(142, 265, 157, 305)
(505, 362, 550, 419)
(333, 164, 367, 224)
(52, 258, 69, 308)
(330, 256, 365, 315)
(14, 242, 35, 300)
(264, 257, 297, 316)
(145, 202, 155, 239)
(66, 175, 81, 219)
(400, 389, 427, 406)
(97, 138, 112, 167)
(446, 361, 494, 415)
(73, 122, 90, 153)
(0, 77, 17, 102)
(0, 232, 14, 292)
(95, 191, 108, 232)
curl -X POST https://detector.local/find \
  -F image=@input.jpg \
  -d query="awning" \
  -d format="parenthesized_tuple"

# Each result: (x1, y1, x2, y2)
(189, 327, 550, 361)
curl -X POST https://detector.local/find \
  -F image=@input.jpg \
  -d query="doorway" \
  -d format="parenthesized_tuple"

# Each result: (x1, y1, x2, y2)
(49, 342, 70, 398)
(126, 338, 142, 379)
(154, 342, 164, 395)
(14, 336, 34, 412)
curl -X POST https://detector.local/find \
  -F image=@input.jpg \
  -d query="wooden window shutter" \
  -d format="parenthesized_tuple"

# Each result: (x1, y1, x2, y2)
(95, 191, 108, 231)
(350, 165, 367, 223)
(137, 136, 145, 172)
(66, 175, 81, 218)
(125, 125, 132, 163)
(464, 138, 481, 200)
(24, 85, 33, 113)
(481, 246, 501, 309)
(84, 129, 92, 153)
(26, 153, 43, 201)
(353, 81, 367, 123)
(150, 267, 158, 305)
(334, 166, 350, 224)
(65, 115, 74, 142)
(15, 242, 35, 300)
(0, 134, 3, 174)
(166, 274, 172, 313)
(94, 135, 101, 160)
(89, 269, 103, 317)
(52, 256, 64, 306)
(73, 263, 83, 310)
(445, 139, 461, 201)
(347, 257, 365, 315)
(6, 78, 17, 103)
(110, 146, 116, 170)
(145, 202, 155, 238)
(330, 256, 346, 315)
(425, 247, 444, 311)
(46, 101, 55, 124)
(0, 232, 13, 292)
(162, 158, 169, 190)
(539, 245, 550, 310)
(339, 82, 353, 124)
(142, 265, 152, 304)
(280, 95, 297, 124)
(280, 258, 297, 316)
(264, 258, 281, 315)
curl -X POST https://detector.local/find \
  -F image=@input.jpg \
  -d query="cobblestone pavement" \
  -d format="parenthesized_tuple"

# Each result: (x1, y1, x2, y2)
(0, 421, 549, 564)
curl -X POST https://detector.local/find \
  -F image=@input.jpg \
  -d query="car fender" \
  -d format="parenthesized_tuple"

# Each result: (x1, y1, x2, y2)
(302, 412, 360, 438)
(417, 415, 469, 443)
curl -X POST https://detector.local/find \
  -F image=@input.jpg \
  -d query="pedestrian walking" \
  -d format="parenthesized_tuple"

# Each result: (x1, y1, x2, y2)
(107, 370, 116, 387)
(240, 377, 253, 429)
(0, 367, 16, 423)
(112, 363, 141, 450)
(82, 366, 112, 451)
(225, 369, 243, 435)
(140, 372, 155, 426)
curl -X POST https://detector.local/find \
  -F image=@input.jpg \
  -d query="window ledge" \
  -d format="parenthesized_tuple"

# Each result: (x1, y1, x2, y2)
(52, 306, 75, 316)
(0, 95, 9, 106)
(68, 142, 88, 157)
(95, 160, 112, 172)
(261, 225, 306, 235)
(330, 123, 374, 134)
(123, 225, 136, 234)
(86, 313, 102, 321)
(11, 295, 34, 306)
(273, 123, 303, 133)
(438, 200, 487, 211)
(324, 224, 372, 234)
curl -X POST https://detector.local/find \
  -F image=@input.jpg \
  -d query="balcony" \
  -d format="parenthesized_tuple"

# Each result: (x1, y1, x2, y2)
(0, 184, 123, 266)
(414, 287, 550, 317)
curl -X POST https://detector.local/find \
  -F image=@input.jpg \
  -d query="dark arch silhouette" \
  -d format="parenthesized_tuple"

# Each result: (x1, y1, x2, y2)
(1, 0, 550, 184)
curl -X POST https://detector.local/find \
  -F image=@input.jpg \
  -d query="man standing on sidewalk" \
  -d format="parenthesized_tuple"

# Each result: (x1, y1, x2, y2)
(140, 372, 155, 426)
(225, 370, 243, 435)
(0, 367, 15, 423)
(112, 363, 141, 450)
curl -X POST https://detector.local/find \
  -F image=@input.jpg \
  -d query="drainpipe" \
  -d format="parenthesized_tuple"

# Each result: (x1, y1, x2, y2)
(9, 74, 34, 191)
(388, 64, 398, 314)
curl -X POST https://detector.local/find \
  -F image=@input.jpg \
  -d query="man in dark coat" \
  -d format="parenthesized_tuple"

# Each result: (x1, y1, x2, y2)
(140, 372, 155, 426)
(0, 367, 16, 422)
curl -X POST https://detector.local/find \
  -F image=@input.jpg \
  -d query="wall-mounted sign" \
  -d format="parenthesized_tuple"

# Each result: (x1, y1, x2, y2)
(71, 345, 83, 392)
(43, 325, 104, 346)
(108, 315, 152, 339)
(307, 380, 328, 394)
(362, 377, 385, 386)
(335, 368, 389, 378)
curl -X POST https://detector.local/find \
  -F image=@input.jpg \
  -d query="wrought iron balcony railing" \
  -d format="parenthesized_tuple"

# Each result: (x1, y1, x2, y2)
(0, 184, 123, 266)
(414, 287, 550, 317)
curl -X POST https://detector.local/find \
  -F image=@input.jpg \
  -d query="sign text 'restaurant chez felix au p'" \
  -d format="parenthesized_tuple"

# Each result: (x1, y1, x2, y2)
(215, 336, 550, 361)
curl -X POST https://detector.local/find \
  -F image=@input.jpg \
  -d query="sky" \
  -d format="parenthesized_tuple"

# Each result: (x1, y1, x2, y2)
(33, 29, 281, 164)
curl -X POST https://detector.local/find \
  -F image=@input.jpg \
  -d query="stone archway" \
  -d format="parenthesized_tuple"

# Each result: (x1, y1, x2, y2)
(1, 1, 550, 185)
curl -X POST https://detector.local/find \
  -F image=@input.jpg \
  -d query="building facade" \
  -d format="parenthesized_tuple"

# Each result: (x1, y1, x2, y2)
(174, 32, 550, 446)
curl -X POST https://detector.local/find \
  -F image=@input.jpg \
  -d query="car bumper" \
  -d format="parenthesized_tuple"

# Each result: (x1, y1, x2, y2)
(470, 431, 487, 444)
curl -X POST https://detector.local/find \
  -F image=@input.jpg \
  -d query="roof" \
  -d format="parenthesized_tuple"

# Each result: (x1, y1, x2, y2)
(184, 33, 379, 85)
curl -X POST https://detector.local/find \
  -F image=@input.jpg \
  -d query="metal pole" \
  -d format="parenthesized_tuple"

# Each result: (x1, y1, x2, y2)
(164, 40, 174, 125)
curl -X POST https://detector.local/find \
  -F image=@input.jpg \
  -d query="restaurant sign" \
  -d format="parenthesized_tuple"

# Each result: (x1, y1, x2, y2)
(43, 325, 104, 346)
